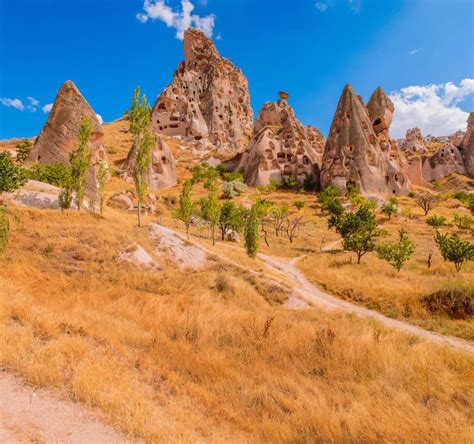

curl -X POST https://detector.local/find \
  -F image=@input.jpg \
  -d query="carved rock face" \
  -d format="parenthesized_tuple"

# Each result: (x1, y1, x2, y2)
(400, 127, 428, 155)
(320, 84, 410, 197)
(422, 142, 466, 181)
(462, 112, 474, 178)
(237, 95, 324, 187)
(151, 28, 253, 153)
(26, 80, 108, 201)
(121, 135, 177, 190)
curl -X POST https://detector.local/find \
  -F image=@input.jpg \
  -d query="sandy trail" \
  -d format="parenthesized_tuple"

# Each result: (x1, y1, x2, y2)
(0, 370, 131, 443)
(165, 225, 474, 355)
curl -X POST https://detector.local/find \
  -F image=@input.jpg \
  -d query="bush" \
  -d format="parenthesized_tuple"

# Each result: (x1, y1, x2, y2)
(426, 215, 447, 228)
(381, 197, 398, 220)
(0, 151, 27, 193)
(27, 162, 71, 188)
(434, 232, 474, 273)
(377, 228, 415, 272)
(221, 179, 247, 199)
(293, 200, 305, 210)
(453, 192, 474, 214)
(15, 139, 32, 164)
(420, 283, 473, 319)
(222, 171, 244, 182)
(276, 176, 300, 191)
(318, 185, 340, 205)
(453, 214, 473, 230)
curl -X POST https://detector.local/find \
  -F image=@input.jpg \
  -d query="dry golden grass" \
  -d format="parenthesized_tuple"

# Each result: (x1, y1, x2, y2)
(1, 206, 473, 442)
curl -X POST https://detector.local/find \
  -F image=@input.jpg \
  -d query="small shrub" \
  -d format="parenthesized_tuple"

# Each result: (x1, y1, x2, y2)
(221, 179, 247, 199)
(426, 215, 447, 228)
(293, 200, 305, 210)
(15, 139, 32, 164)
(453, 214, 473, 230)
(381, 197, 399, 220)
(222, 171, 244, 182)
(276, 176, 300, 191)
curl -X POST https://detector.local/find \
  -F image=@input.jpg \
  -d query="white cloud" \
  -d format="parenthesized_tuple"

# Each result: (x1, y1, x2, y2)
(409, 49, 419, 56)
(390, 79, 474, 138)
(136, 0, 216, 40)
(27, 96, 39, 112)
(215, 32, 222, 41)
(315, 2, 328, 12)
(42, 103, 53, 113)
(96, 113, 104, 124)
(0, 98, 25, 111)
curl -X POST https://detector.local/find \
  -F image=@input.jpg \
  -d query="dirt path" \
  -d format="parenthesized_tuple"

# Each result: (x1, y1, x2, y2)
(162, 225, 474, 355)
(0, 370, 131, 443)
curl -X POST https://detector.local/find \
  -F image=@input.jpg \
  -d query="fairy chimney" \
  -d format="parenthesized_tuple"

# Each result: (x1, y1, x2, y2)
(462, 112, 474, 177)
(151, 28, 253, 153)
(237, 93, 324, 187)
(320, 84, 410, 197)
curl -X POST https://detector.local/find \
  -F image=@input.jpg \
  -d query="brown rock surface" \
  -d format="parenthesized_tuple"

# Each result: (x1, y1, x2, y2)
(151, 28, 253, 153)
(237, 93, 324, 187)
(320, 84, 410, 196)
(26, 80, 108, 201)
(462, 112, 474, 177)
(422, 142, 466, 182)
(121, 135, 177, 190)
(400, 128, 427, 155)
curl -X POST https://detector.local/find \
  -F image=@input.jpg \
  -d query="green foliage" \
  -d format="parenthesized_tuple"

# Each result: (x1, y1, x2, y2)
(303, 176, 319, 192)
(98, 160, 108, 215)
(347, 184, 365, 206)
(129, 87, 151, 135)
(276, 176, 300, 191)
(330, 205, 383, 264)
(222, 171, 244, 182)
(245, 204, 260, 258)
(0, 151, 27, 193)
(293, 200, 305, 210)
(58, 187, 73, 210)
(434, 232, 474, 273)
(27, 162, 71, 188)
(268, 203, 289, 236)
(453, 213, 473, 230)
(15, 139, 32, 164)
(426, 215, 447, 228)
(0, 206, 9, 254)
(175, 180, 195, 234)
(221, 179, 247, 199)
(200, 179, 221, 245)
(318, 185, 340, 204)
(381, 197, 399, 219)
(377, 228, 415, 272)
(219, 201, 247, 240)
(191, 163, 219, 183)
(70, 116, 93, 210)
(453, 191, 474, 213)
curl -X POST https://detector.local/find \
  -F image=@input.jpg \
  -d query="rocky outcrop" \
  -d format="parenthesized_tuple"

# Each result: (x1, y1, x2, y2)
(26, 80, 108, 201)
(462, 112, 474, 177)
(121, 135, 177, 190)
(151, 28, 253, 153)
(422, 142, 466, 181)
(237, 92, 324, 187)
(400, 128, 428, 155)
(320, 84, 410, 197)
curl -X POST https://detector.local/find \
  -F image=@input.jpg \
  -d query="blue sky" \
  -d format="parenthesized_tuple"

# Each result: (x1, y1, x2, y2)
(0, 0, 473, 140)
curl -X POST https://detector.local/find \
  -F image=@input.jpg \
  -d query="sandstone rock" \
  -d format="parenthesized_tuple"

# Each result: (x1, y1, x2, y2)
(121, 135, 177, 190)
(108, 194, 133, 210)
(449, 130, 465, 148)
(226, 230, 240, 243)
(151, 28, 253, 153)
(26, 80, 108, 201)
(237, 93, 324, 187)
(3, 190, 60, 210)
(400, 128, 428, 155)
(320, 84, 410, 196)
(461, 112, 474, 177)
(422, 142, 466, 182)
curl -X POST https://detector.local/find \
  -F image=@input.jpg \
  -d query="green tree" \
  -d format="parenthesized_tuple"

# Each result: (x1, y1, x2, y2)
(268, 203, 289, 237)
(434, 232, 474, 273)
(0, 206, 9, 254)
(318, 185, 340, 206)
(377, 228, 415, 272)
(200, 179, 221, 245)
(15, 139, 32, 164)
(381, 197, 399, 220)
(0, 151, 27, 197)
(70, 116, 93, 210)
(129, 88, 153, 227)
(245, 203, 260, 258)
(219, 201, 246, 240)
(175, 179, 195, 235)
(97, 159, 108, 215)
(330, 206, 383, 264)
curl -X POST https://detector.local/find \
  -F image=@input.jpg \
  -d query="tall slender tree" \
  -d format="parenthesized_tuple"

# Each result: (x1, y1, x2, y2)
(200, 179, 221, 245)
(175, 179, 195, 236)
(245, 203, 260, 258)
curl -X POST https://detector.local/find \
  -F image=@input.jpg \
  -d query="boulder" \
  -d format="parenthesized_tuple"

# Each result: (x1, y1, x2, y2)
(237, 92, 324, 187)
(121, 135, 177, 190)
(26, 80, 108, 201)
(320, 84, 410, 196)
(151, 29, 253, 153)
(108, 194, 133, 210)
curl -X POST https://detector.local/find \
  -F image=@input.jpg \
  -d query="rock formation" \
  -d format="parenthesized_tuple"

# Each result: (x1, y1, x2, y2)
(151, 28, 253, 153)
(121, 135, 177, 190)
(320, 84, 410, 196)
(26, 80, 108, 201)
(400, 128, 428, 155)
(237, 92, 324, 187)
(421, 142, 466, 181)
(461, 112, 474, 177)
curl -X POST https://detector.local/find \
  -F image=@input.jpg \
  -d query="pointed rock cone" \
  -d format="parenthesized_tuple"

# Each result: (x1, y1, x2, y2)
(462, 112, 474, 177)
(151, 28, 253, 153)
(237, 92, 324, 187)
(27, 80, 108, 204)
(367, 86, 395, 135)
(320, 84, 410, 197)
(121, 134, 177, 190)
